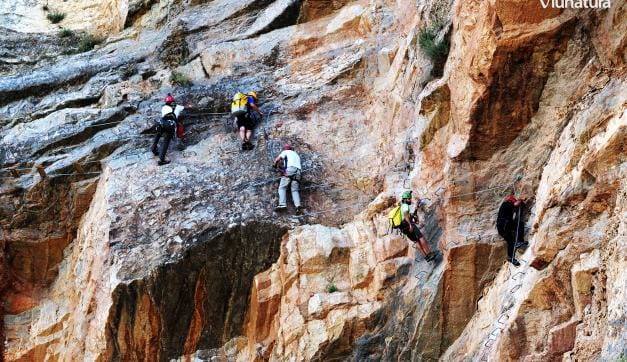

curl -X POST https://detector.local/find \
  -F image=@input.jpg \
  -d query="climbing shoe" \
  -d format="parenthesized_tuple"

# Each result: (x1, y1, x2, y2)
(244, 141, 253, 150)
(275, 205, 287, 212)
(515, 241, 529, 249)
(295, 206, 303, 214)
(241, 142, 248, 151)
(157, 159, 171, 166)
(151, 147, 159, 156)
(427, 252, 438, 262)
(509, 258, 520, 267)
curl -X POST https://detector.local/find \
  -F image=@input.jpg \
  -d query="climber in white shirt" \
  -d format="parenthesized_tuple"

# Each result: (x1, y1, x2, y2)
(273, 145, 302, 213)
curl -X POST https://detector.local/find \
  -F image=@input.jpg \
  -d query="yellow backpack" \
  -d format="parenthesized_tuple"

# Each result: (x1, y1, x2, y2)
(231, 92, 249, 116)
(388, 205, 403, 228)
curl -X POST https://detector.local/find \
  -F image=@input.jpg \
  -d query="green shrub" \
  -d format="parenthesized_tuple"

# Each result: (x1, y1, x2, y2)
(418, 24, 450, 76)
(120, 66, 137, 79)
(47, 11, 65, 24)
(326, 284, 338, 293)
(78, 34, 102, 52)
(58, 28, 73, 38)
(170, 72, 191, 86)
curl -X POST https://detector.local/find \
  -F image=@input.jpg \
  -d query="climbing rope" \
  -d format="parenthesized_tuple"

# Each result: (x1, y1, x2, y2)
(430, 175, 522, 204)
(184, 110, 230, 117)
(19, 193, 59, 215)
(295, 200, 367, 218)
(48, 172, 102, 177)
(82, 120, 126, 129)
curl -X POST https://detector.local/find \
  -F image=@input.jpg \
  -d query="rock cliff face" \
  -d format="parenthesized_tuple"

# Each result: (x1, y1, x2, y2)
(0, 0, 625, 361)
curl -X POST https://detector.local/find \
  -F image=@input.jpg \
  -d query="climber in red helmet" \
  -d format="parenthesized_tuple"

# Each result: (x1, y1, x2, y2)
(151, 93, 191, 165)
(496, 195, 529, 266)
(273, 144, 302, 213)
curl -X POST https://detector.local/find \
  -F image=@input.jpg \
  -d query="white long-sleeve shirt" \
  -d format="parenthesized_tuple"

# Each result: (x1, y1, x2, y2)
(278, 150, 301, 169)
(161, 104, 184, 118)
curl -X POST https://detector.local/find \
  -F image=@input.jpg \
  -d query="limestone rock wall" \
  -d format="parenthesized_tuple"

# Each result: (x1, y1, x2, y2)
(1, 0, 129, 35)
(0, 0, 625, 361)
(216, 0, 626, 360)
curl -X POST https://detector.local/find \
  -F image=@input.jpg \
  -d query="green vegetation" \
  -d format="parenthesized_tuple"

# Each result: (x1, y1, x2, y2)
(78, 34, 102, 52)
(58, 28, 73, 38)
(120, 66, 137, 79)
(170, 72, 191, 86)
(326, 284, 338, 293)
(418, 23, 450, 76)
(47, 11, 65, 24)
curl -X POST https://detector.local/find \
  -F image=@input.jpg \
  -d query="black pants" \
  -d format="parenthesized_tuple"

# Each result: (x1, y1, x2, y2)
(400, 220, 423, 242)
(152, 125, 175, 161)
(236, 112, 258, 131)
(497, 224, 523, 259)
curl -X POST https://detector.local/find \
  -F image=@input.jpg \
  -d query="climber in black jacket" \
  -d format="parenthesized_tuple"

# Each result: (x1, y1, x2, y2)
(496, 195, 528, 266)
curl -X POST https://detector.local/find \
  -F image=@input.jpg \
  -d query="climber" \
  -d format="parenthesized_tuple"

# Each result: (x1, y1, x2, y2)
(390, 191, 437, 262)
(273, 144, 302, 213)
(231, 91, 264, 150)
(151, 93, 188, 165)
(496, 195, 529, 266)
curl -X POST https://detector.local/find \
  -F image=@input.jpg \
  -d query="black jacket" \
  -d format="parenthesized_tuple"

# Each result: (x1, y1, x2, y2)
(497, 200, 520, 231)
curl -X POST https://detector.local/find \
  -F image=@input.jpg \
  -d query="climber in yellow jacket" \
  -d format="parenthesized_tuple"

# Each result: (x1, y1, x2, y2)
(391, 191, 437, 262)
(231, 91, 264, 150)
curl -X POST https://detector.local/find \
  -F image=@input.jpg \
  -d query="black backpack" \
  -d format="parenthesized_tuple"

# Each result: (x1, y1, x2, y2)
(156, 109, 177, 130)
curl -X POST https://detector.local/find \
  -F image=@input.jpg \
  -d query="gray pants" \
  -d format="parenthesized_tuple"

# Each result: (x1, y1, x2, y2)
(278, 167, 301, 207)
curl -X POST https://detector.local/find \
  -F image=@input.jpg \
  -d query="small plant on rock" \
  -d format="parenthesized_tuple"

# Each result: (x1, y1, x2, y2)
(120, 66, 137, 79)
(78, 34, 102, 52)
(418, 23, 450, 77)
(170, 72, 191, 86)
(326, 284, 338, 293)
(47, 11, 66, 24)
(58, 28, 73, 38)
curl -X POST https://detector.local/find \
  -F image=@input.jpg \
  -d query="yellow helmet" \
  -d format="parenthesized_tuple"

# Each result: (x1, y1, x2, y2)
(247, 91, 258, 99)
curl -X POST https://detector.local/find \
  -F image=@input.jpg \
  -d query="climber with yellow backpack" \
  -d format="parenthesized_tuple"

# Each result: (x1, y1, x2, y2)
(231, 91, 264, 150)
(389, 190, 437, 262)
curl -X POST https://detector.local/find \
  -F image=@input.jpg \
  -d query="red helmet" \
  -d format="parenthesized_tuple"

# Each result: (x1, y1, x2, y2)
(283, 145, 292, 151)
(164, 94, 175, 104)
(505, 195, 517, 203)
